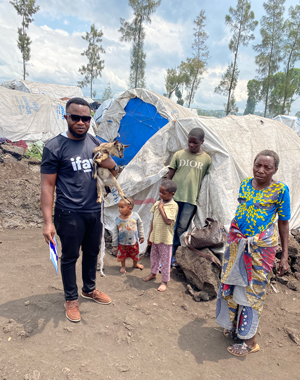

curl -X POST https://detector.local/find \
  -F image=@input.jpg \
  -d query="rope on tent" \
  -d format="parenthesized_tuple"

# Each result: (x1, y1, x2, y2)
(98, 199, 106, 277)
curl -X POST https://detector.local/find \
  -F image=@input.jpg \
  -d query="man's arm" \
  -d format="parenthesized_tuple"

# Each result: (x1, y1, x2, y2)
(278, 219, 290, 276)
(167, 168, 175, 180)
(41, 173, 57, 245)
(100, 156, 118, 177)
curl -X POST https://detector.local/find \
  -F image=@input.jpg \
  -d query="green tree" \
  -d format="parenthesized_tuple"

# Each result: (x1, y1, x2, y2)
(295, 111, 300, 118)
(10, 0, 40, 80)
(281, 4, 300, 114)
(119, 0, 161, 89)
(215, 0, 258, 115)
(164, 67, 186, 99)
(101, 82, 114, 103)
(175, 87, 184, 105)
(185, 10, 209, 108)
(244, 79, 261, 114)
(253, 0, 285, 117)
(78, 24, 105, 99)
(268, 69, 300, 117)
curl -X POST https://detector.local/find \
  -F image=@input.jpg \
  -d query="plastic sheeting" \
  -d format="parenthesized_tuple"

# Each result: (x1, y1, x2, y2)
(103, 115, 300, 253)
(96, 88, 198, 165)
(94, 98, 114, 124)
(273, 115, 300, 137)
(0, 86, 96, 142)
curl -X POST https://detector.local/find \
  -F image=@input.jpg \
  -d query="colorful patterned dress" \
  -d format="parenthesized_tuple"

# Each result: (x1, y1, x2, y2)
(216, 177, 290, 339)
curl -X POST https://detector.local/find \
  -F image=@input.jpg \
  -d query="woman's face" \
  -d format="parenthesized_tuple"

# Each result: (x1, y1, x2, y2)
(253, 155, 277, 185)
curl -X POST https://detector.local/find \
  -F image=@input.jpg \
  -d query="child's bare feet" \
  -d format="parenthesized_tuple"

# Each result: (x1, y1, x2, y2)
(158, 282, 167, 292)
(142, 273, 156, 282)
(132, 261, 144, 270)
(120, 266, 126, 274)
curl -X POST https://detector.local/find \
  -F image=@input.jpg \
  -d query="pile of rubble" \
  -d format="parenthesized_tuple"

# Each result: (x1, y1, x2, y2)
(176, 230, 300, 302)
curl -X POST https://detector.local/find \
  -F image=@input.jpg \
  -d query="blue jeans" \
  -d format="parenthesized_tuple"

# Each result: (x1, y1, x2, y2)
(172, 201, 197, 260)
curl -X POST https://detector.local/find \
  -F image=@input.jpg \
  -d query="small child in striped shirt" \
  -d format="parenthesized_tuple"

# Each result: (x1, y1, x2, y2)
(143, 180, 178, 292)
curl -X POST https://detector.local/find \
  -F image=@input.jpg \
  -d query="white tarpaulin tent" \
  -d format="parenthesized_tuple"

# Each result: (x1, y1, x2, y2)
(1, 79, 84, 99)
(103, 114, 300, 253)
(0, 86, 96, 142)
(273, 115, 300, 137)
(96, 88, 199, 165)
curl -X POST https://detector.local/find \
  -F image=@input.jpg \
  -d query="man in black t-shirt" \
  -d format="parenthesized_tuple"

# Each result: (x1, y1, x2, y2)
(41, 97, 118, 323)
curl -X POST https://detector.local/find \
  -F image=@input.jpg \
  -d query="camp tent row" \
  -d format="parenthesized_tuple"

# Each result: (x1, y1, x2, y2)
(97, 89, 300, 253)
(0, 82, 96, 142)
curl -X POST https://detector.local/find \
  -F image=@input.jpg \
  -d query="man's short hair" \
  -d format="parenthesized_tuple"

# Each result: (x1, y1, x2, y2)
(161, 179, 177, 193)
(188, 127, 205, 141)
(66, 97, 91, 111)
(254, 150, 279, 170)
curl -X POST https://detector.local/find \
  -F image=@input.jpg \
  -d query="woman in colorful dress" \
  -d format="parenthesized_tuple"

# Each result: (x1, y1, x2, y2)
(216, 150, 290, 356)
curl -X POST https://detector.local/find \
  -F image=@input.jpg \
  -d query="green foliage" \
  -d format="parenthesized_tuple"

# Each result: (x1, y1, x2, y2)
(23, 142, 43, 160)
(78, 24, 105, 99)
(268, 69, 300, 117)
(175, 87, 184, 105)
(280, 4, 300, 114)
(119, 0, 161, 89)
(215, 0, 258, 116)
(244, 79, 261, 114)
(253, 0, 285, 117)
(101, 82, 114, 103)
(10, 0, 39, 80)
(295, 111, 300, 118)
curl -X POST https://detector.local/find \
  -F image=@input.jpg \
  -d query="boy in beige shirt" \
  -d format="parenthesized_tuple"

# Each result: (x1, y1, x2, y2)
(143, 180, 178, 292)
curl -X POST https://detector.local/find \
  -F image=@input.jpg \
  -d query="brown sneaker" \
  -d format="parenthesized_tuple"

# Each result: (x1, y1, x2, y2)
(65, 300, 81, 322)
(81, 289, 111, 305)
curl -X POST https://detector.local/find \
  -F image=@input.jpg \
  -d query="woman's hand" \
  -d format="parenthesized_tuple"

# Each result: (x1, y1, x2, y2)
(278, 256, 289, 276)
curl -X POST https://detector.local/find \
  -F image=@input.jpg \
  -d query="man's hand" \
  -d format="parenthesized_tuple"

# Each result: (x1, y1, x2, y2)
(139, 237, 144, 244)
(43, 222, 56, 245)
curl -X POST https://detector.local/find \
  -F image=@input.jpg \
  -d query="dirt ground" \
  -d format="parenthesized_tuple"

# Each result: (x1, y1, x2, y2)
(0, 159, 300, 380)
(0, 227, 300, 380)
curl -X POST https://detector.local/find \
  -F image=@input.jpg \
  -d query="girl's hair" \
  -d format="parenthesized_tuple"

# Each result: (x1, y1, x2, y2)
(254, 150, 279, 170)
(188, 127, 205, 141)
(161, 179, 177, 193)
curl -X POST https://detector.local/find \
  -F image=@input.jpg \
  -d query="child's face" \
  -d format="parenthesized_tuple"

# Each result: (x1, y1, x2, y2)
(119, 200, 132, 216)
(188, 135, 203, 154)
(159, 186, 174, 203)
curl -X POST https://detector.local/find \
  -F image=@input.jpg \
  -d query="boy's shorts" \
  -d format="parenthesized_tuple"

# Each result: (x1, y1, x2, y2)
(117, 242, 140, 262)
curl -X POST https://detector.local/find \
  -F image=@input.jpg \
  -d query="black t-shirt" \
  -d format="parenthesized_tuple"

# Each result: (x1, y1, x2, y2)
(41, 133, 101, 212)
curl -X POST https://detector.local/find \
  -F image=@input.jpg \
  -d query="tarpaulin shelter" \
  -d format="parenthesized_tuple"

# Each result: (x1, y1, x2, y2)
(102, 113, 300, 253)
(0, 86, 96, 142)
(273, 115, 300, 137)
(96, 88, 198, 165)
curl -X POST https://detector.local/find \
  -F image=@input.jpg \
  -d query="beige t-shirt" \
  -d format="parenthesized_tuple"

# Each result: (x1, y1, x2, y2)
(169, 149, 211, 205)
(149, 199, 178, 245)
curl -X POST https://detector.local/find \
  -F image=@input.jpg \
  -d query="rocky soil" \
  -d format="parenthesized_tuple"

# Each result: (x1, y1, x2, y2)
(0, 153, 300, 380)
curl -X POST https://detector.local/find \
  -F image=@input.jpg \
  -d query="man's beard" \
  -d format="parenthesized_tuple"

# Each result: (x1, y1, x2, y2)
(68, 125, 88, 139)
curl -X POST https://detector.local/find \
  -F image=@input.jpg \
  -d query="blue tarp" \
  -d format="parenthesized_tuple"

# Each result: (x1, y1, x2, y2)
(97, 97, 168, 165)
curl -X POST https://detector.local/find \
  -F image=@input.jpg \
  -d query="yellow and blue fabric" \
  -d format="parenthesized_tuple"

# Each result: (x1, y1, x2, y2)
(216, 178, 291, 340)
(235, 177, 290, 237)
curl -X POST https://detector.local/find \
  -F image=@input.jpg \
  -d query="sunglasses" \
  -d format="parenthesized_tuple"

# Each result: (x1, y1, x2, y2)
(66, 113, 92, 123)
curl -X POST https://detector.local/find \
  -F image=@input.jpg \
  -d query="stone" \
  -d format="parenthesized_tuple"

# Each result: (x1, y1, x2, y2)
(1, 143, 25, 160)
(176, 246, 221, 298)
(277, 234, 300, 259)
(291, 255, 300, 273)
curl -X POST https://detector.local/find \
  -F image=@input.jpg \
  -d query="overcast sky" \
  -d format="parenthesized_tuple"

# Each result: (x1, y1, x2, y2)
(0, 0, 299, 115)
